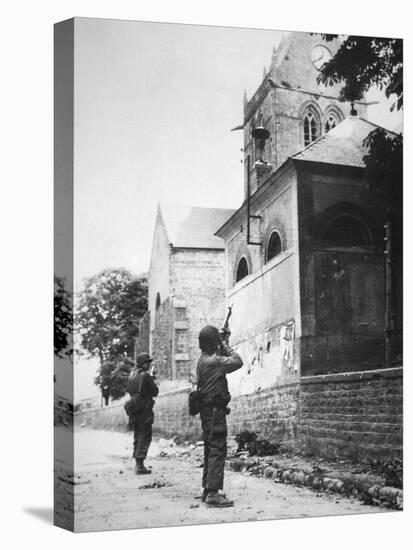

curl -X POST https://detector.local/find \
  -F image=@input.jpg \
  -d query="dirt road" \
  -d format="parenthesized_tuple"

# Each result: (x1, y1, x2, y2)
(58, 428, 385, 532)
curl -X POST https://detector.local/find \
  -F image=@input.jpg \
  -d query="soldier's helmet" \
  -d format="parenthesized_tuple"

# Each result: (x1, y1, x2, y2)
(136, 352, 153, 366)
(198, 325, 221, 354)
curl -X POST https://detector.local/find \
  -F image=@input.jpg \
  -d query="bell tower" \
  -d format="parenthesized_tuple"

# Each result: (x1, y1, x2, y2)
(241, 32, 368, 199)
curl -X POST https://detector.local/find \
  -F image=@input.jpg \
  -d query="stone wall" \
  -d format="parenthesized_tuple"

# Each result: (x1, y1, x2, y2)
(148, 206, 171, 331)
(74, 401, 129, 431)
(153, 387, 202, 441)
(74, 387, 202, 441)
(228, 383, 300, 448)
(151, 297, 172, 379)
(135, 311, 150, 356)
(171, 249, 227, 381)
(299, 367, 403, 460)
(74, 367, 403, 463)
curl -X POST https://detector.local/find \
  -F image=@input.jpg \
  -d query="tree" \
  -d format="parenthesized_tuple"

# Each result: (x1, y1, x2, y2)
(94, 356, 134, 405)
(316, 34, 402, 206)
(54, 275, 73, 358)
(75, 268, 148, 403)
(317, 34, 403, 364)
(317, 35, 402, 110)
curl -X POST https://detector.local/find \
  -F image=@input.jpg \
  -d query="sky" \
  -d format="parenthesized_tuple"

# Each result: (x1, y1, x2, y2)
(73, 18, 402, 289)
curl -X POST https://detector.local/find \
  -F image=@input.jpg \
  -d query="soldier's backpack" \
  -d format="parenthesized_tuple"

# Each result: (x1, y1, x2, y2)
(124, 368, 145, 417)
(124, 393, 145, 417)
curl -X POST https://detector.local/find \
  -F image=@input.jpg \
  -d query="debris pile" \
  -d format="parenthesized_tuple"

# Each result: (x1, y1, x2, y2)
(226, 455, 403, 510)
(139, 480, 172, 489)
(155, 437, 197, 458)
(234, 430, 280, 456)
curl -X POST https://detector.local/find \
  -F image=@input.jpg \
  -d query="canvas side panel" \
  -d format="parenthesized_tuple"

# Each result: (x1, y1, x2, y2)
(54, 18, 75, 532)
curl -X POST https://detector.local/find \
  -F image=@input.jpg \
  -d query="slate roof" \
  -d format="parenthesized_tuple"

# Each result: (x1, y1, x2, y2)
(159, 203, 235, 250)
(292, 116, 397, 168)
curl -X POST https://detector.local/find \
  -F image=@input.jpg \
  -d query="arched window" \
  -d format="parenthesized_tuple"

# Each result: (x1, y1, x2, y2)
(235, 257, 249, 282)
(155, 292, 161, 310)
(323, 215, 371, 247)
(303, 110, 319, 146)
(325, 112, 339, 132)
(266, 231, 282, 262)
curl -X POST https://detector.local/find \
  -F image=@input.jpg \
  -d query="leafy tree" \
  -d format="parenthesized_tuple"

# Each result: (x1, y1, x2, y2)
(54, 275, 73, 358)
(94, 356, 134, 405)
(317, 35, 402, 110)
(75, 268, 148, 403)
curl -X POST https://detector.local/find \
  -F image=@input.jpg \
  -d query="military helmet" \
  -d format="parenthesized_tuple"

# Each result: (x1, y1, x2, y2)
(136, 352, 153, 366)
(198, 325, 221, 353)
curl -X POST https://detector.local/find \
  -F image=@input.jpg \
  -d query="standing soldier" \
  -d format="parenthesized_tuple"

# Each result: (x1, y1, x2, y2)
(196, 325, 243, 507)
(126, 352, 159, 475)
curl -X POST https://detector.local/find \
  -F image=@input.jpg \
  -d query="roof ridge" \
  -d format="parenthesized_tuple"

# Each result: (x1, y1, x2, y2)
(356, 116, 399, 136)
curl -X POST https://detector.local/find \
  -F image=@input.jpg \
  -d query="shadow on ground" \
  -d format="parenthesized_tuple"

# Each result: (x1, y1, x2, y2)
(24, 507, 53, 524)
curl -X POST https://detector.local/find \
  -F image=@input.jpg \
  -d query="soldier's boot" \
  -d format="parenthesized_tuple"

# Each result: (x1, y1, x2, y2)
(134, 459, 151, 475)
(205, 491, 234, 507)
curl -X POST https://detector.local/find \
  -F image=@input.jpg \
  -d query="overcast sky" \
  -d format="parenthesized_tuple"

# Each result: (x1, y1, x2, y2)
(73, 18, 402, 288)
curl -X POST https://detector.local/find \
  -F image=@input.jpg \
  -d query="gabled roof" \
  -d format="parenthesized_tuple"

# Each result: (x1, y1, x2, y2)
(292, 116, 398, 168)
(216, 117, 397, 239)
(159, 203, 235, 250)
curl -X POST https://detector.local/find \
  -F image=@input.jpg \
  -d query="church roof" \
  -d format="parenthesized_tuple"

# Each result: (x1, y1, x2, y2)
(159, 203, 236, 249)
(291, 117, 398, 168)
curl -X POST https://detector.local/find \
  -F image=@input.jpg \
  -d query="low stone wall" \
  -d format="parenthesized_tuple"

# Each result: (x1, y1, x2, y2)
(74, 367, 403, 462)
(299, 367, 403, 461)
(73, 387, 202, 441)
(74, 401, 129, 431)
(228, 383, 300, 449)
(153, 386, 202, 441)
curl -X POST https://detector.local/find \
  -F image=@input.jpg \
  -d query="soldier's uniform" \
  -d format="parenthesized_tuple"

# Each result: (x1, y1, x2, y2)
(127, 353, 159, 474)
(196, 326, 243, 506)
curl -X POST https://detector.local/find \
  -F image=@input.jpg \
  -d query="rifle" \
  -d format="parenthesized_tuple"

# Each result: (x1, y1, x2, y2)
(220, 304, 233, 345)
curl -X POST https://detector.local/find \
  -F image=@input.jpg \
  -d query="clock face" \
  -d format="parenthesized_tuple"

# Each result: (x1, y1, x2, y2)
(311, 44, 332, 71)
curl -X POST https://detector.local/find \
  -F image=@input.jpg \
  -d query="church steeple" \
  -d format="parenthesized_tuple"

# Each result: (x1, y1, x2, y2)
(241, 32, 368, 199)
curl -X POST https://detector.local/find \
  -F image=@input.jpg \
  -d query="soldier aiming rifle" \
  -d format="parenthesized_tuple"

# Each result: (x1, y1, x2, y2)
(195, 305, 243, 507)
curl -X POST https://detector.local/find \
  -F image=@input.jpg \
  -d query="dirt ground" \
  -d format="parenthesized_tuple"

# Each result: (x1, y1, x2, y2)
(55, 427, 388, 532)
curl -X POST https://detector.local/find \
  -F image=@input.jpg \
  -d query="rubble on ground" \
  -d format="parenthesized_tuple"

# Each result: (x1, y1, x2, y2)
(139, 480, 172, 489)
(225, 454, 403, 510)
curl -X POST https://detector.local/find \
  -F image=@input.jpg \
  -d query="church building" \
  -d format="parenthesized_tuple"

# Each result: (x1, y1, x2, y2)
(137, 203, 234, 382)
(141, 32, 402, 461)
(214, 32, 402, 459)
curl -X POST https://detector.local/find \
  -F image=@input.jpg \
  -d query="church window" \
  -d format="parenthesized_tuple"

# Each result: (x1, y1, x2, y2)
(325, 112, 339, 133)
(266, 231, 282, 262)
(303, 110, 319, 146)
(235, 256, 249, 282)
(155, 292, 161, 310)
(323, 215, 370, 247)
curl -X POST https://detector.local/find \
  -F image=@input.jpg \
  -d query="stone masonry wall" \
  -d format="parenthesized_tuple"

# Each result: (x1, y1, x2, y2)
(171, 249, 227, 381)
(299, 367, 403, 461)
(228, 383, 300, 449)
(74, 368, 403, 463)
(153, 387, 202, 441)
(74, 401, 129, 431)
(152, 297, 172, 379)
(135, 311, 150, 356)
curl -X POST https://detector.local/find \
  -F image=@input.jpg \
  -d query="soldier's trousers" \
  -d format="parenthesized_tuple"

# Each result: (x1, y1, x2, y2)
(200, 406, 227, 491)
(132, 418, 153, 460)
